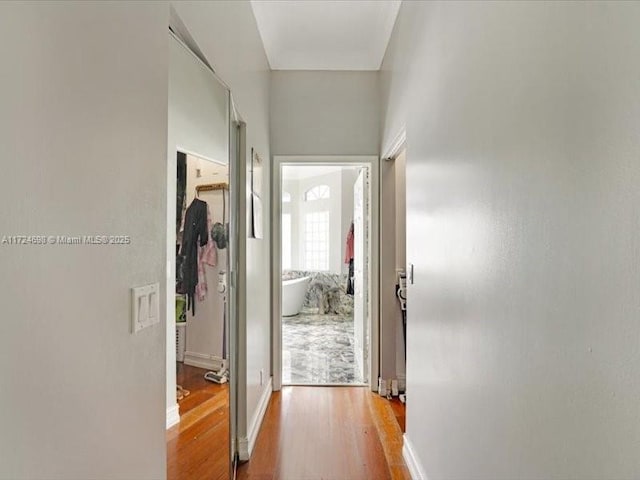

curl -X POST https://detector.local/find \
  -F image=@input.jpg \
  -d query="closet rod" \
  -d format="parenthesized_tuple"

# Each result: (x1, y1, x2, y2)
(196, 182, 229, 194)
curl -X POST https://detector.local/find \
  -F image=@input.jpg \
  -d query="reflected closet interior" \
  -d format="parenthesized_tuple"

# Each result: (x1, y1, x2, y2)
(169, 151, 231, 479)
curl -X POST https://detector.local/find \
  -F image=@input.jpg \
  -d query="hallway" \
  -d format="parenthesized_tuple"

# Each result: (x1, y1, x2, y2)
(3, 2, 640, 479)
(237, 387, 409, 480)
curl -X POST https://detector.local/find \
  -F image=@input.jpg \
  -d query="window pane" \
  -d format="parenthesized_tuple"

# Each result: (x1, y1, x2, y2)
(303, 211, 329, 271)
(304, 185, 330, 202)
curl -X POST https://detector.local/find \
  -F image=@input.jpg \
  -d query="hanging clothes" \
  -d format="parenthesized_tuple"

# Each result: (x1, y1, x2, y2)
(180, 198, 209, 314)
(175, 153, 188, 294)
(211, 187, 229, 249)
(344, 221, 354, 264)
(176, 152, 187, 236)
(346, 259, 355, 295)
(345, 222, 355, 295)
(195, 204, 217, 302)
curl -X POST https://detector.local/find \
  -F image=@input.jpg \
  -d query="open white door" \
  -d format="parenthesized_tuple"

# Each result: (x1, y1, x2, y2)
(353, 168, 369, 383)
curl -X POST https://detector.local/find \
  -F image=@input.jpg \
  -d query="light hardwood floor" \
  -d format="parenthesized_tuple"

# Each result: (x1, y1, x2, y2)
(167, 369, 408, 480)
(166, 364, 230, 480)
(237, 386, 410, 480)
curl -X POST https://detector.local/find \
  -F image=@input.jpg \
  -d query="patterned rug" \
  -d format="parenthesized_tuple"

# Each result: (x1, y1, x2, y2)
(282, 311, 364, 384)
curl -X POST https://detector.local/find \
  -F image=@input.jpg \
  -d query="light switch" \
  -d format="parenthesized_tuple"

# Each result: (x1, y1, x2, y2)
(148, 291, 159, 325)
(131, 283, 160, 333)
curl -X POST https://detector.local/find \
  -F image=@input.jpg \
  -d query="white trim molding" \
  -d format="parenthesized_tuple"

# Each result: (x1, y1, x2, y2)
(238, 377, 273, 461)
(403, 433, 428, 480)
(382, 127, 407, 161)
(183, 351, 225, 371)
(271, 155, 380, 392)
(166, 404, 180, 429)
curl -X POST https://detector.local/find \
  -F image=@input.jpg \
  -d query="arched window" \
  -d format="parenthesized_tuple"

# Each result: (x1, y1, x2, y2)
(282, 191, 291, 203)
(304, 185, 330, 201)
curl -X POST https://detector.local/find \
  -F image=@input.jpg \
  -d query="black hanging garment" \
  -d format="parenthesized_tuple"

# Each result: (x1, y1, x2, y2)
(181, 198, 209, 314)
(345, 222, 355, 295)
(346, 259, 355, 295)
(211, 187, 229, 249)
(176, 153, 188, 294)
(176, 152, 187, 234)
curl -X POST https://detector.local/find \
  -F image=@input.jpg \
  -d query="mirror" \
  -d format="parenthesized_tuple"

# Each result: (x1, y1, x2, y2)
(166, 31, 234, 480)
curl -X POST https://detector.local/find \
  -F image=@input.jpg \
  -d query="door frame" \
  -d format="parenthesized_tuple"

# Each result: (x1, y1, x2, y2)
(270, 155, 380, 391)
(228, 114, 245, 467)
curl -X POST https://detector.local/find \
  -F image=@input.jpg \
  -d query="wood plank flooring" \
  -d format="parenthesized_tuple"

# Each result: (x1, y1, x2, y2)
(237, 386, 410, 480)
(389, 398, 406, 433)
(167, 364, 230, 480)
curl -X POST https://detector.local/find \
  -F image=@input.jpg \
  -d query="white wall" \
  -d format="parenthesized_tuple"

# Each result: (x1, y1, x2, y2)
(379, 158, 396, 382)
(170, 0, 272, 454)
(394, 151, 406, 272)
(282, 178, 299, 270)
(381, 2, 640, 479)
(270, 71, 381, 390)
(271, 71, 380, 156)
(394, 151, 406, 384)
(0, 3, 168, 478)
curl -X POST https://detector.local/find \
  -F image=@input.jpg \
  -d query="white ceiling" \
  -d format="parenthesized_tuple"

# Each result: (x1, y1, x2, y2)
(250, 0, 402, 70)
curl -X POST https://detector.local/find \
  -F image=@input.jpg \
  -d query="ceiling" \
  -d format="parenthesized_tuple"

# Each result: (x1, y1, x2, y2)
(250, 0, 402, 70)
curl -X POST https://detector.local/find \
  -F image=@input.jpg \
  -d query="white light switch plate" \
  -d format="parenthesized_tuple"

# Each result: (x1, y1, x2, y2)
(131, 283, 160, 333)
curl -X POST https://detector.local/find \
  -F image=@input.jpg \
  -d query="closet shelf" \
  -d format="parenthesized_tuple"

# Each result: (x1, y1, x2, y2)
(196, 182, 228, 194)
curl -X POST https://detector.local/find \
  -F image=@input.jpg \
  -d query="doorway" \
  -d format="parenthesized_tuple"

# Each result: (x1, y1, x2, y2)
(380, 139, 407, 431)
(271, 156, 380, 390)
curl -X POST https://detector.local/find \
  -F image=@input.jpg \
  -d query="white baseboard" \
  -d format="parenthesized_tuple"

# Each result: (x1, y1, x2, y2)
(238, 377, 273, 461)
(183, 351, 225, 371)
(166, 404, 180, 429)
(397, 373, 406, 391)
(403, 433, 428, 480)
(354, 339, 364, 381)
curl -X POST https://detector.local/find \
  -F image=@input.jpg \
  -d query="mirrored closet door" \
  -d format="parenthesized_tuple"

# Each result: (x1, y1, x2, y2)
(167, 30, 235, 480)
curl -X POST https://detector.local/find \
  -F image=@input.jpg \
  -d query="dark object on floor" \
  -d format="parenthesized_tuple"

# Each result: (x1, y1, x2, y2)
(176, 385, 190, 401)
(204, 369, 228, 384)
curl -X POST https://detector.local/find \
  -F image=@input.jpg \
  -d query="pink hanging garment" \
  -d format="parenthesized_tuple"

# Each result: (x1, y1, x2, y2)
(344, 222, 354, 263)
(196, 204, 217, 302)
